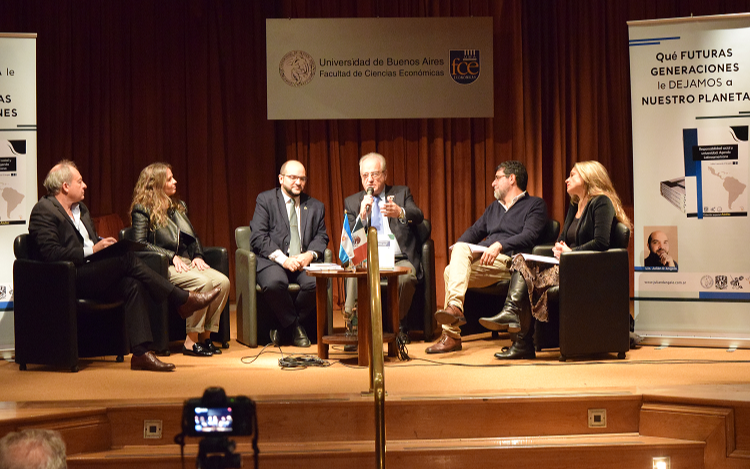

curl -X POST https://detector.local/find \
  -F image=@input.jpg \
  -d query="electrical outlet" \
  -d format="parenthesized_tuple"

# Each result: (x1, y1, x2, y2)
(143, 420, 163, 439)
(588, 408, 607, 428)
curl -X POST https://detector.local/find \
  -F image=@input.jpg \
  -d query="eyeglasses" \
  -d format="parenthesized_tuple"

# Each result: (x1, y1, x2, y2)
(283, 174, 307, 183)
(495, 174, 509, 181)
(361, 171, 383, 180)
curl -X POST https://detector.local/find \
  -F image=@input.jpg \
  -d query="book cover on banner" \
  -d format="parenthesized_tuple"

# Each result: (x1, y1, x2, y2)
(681, 126, 748, 218)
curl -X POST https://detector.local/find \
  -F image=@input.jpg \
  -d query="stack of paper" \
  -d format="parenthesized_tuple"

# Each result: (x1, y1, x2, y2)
(304, 263, 344, 271)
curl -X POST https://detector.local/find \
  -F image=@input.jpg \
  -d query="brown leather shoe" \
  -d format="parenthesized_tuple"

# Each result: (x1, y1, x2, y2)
(177, 286, 222, 319)
(434, 305, 466, 326)
(131, 351, 175, 371)
(425, 333, 462, 354)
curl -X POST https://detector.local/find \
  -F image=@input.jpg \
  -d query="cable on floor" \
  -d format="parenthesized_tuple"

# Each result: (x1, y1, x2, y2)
(240, 343, 331, 369)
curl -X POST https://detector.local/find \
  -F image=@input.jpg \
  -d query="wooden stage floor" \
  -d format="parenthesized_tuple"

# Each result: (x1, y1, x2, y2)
(2, 328, 749, 405)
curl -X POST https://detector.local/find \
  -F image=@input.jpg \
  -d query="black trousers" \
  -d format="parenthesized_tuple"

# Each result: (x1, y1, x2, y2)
(75, 252, 176, 349)
(256, 263, 316, 329)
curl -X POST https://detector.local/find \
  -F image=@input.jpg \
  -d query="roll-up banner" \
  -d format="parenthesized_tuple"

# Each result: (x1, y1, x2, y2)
(267, 17, 493, 120)
(628, 14, 750, 347)
(0, 33, 37, 355)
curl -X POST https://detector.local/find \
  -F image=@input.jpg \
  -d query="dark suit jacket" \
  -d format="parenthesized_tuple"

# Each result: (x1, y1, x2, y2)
(344, 185, 424, 279)
(28, 195, 98, 266)
(559, 195, 617, 251)
(250, 188, 329, 272)
(131, 201, 204, 261)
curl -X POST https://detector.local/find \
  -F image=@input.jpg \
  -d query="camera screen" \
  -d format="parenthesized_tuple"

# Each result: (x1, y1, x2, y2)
(193, 406, 233, 433)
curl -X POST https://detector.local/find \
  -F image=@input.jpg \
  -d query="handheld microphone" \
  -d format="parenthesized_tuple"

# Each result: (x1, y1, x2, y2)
(365, 187, 374, 213)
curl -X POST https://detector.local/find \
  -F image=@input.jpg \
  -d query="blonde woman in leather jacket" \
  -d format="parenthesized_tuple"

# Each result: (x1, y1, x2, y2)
(130, 163, 229, 357)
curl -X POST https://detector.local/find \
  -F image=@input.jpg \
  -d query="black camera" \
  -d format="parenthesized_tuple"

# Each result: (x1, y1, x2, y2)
(182, 387, 255, 437)
(178, 388, 259, 469)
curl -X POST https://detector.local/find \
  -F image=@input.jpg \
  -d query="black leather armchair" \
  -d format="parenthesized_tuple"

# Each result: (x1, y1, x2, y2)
(395, 219, 438, 341)
(234, 226, 333, 348)
(119, 227, 231, 351)
(13, 234, 129, 372)
(532, 222, 631, 361)
(461, 219, 560, 336)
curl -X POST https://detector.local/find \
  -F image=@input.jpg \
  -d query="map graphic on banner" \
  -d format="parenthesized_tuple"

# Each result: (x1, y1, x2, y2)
(628, 14, 750, 346)
(0, 139, 26, 225)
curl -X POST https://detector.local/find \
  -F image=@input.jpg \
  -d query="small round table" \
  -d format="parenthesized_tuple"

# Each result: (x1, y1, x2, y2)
(306, 266, 409, 366)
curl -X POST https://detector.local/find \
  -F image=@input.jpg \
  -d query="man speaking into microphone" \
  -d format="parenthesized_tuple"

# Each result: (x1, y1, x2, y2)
(343, 152, 424, 348)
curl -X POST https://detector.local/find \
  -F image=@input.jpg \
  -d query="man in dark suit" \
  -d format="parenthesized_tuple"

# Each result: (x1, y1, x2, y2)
(343, 152, 424, 346)
(250, 160, 329, 347)
(28, 160, 220, 372)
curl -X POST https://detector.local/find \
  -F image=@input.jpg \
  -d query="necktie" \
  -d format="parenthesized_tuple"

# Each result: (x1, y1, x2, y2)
(288, 199, 301, 256)
(371, 196, 382, 233)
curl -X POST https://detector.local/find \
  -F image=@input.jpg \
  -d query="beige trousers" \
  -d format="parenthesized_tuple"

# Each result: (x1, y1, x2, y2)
(441, 242, 511, 338)
(168, 260, 230, 334)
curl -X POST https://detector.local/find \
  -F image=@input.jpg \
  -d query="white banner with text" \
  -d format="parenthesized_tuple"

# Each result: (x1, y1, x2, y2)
(628, 14, 750, 346)
(267, 17, 493, 119)
(0, 33, 38, 354)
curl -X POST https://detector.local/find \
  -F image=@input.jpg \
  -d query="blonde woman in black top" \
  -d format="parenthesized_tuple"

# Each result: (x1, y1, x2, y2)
(131, 163, 229, 357)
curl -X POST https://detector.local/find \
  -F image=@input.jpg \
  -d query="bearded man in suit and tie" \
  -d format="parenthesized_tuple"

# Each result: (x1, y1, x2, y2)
(343, 152, 424, 348)
(250, 160, 329, 347)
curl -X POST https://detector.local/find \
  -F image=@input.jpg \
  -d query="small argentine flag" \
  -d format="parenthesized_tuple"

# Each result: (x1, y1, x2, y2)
(339, 212, 354, 265)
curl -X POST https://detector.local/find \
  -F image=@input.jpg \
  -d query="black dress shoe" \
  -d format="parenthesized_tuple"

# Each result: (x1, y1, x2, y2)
(204, 339, 222, 355)
(269, 329, 281, 346)
(183, 343, 213, 357)
(292, 325, 310, 347)
(494, 343, 535, 360)
(344, 343, 358, 352)
(177, 286, 222, 319)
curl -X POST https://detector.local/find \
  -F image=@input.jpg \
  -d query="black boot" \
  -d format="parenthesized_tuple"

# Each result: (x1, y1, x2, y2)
(479, 272, 529, 333)
(494, 307, 536, 360)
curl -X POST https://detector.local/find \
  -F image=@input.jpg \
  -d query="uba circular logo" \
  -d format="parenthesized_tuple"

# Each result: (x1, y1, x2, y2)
(279, 51, 315, 87)
(700, 275, 714, 289)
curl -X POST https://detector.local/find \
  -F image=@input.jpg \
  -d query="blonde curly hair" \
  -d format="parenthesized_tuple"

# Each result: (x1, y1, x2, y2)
(570, 160, 631, 229)
(130, 162, 184, 229)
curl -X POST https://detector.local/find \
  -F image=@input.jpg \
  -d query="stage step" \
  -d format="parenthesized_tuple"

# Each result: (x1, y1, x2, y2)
(0, 406, 112, 456)
(86, 393, 645, 448)
(8, 392, 750, 468)
(67, 433, 704, 469)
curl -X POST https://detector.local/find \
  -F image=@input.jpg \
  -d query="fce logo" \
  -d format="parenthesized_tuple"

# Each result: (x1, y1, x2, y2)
(449, 50, 480, 85)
